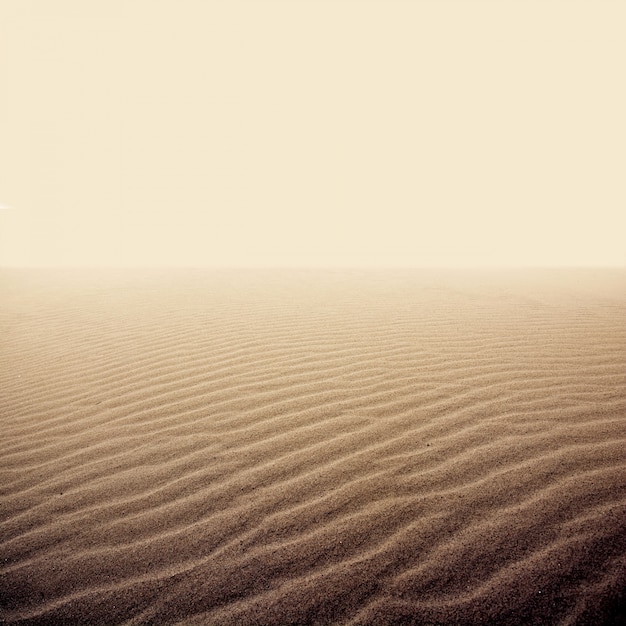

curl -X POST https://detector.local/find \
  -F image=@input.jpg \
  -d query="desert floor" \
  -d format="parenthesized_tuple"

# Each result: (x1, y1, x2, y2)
(1, 268, 625, 625)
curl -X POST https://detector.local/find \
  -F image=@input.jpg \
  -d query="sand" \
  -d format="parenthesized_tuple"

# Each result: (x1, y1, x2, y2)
(1, 268, 625, 625)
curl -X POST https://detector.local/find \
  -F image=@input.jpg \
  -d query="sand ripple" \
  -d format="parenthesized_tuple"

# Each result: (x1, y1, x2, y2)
(1, 268, 625, 624)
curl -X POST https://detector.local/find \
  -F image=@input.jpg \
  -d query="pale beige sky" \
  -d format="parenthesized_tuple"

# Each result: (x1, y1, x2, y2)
(1, 0, 624, 267)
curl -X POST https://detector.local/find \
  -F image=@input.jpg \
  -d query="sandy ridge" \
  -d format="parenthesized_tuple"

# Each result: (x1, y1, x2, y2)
(1, 269, 625, 624)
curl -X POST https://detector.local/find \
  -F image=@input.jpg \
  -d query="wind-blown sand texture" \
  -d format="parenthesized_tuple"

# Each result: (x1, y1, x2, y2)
(1, 268, 625, 625)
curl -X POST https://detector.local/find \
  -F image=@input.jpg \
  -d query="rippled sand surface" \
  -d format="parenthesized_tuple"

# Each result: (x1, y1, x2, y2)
(1, 268, 625, 625)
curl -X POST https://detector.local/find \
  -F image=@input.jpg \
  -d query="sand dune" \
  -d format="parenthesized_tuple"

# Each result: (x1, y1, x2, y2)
(1, 268, 625, 625)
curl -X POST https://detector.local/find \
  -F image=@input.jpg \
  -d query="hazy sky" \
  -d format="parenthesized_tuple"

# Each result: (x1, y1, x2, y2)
(1, 0, 624, 267)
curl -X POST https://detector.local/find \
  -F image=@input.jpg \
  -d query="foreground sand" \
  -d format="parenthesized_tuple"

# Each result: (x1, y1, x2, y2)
(1, 268, 625, 625)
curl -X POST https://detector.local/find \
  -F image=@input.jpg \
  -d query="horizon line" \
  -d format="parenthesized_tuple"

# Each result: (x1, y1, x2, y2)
(2, 264, 626, 271)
